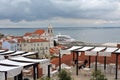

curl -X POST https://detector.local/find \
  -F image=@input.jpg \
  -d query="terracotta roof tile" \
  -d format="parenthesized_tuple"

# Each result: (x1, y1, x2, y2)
(33, 29, 45, 35)
(50, 45, 67, 55)
(51, 52, 120, 68)
(51, 54, 73, 67)
(24, 33, 32, 36)
(49, 48, 59, 55)
(18, 38, 25, 42)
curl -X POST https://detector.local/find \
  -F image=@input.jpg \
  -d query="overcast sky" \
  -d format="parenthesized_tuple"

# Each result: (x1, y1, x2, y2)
(0, 0, 120, 28)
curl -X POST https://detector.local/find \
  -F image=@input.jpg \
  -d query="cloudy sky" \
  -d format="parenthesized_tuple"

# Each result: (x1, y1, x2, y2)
(0, 0, 120, 28)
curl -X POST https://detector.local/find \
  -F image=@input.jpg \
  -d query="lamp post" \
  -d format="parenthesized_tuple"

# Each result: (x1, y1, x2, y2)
(48, 64, 51, 78)
(58, 49, 61, 72)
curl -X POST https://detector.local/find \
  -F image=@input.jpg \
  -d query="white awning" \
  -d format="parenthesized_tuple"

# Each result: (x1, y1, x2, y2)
(67, 46, 82, 51)
(85, 51, 97, 56)
(0, 50, 6, 53)
(104, 47, 118, 52)
(0, 55, 5, 60)
(9, 51, 26, 56)
(22, 52, 38, 56)
(98, 47, 118, 56)
(98, 52, 111, 57)
(91, 47, 106, 52)
(0, 65, 23, 80)
(9, 56, 50, 64)
(0, 59, 34, 67)
(0, 51, 15, 55)
(115, 49, 120, 53)
(76, 46, 94, 51)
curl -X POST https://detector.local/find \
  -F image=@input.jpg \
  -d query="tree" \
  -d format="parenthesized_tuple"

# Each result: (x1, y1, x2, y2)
(90, 70, 107, 80)
(58, 69, 73, 80)
(39, 76, 53, 80)
(54, 40, 58, 46)
(0, 33, 4, 39)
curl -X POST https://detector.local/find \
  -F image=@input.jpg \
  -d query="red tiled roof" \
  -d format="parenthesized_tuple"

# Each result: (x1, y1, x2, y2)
(51, 54, 73, 67)
(49, 48, 59, 55)
(18, 38, 25, 42)
(24, 33, 32, 36)
(33, 29, 45, 35)
(50, 45, 67, 55)
(51, 52, 120, 68)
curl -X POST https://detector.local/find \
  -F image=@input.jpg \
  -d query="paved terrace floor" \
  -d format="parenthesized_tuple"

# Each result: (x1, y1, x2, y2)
(8, 66, 120, 80)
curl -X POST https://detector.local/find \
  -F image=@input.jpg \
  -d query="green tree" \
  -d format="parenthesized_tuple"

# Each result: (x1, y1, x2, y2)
(0, 33, 4, 39)
(58, 69, 73, 80)
(54, 40, 58, 46)
(39, 76, 53, 80)
(90, 70, 107, 80)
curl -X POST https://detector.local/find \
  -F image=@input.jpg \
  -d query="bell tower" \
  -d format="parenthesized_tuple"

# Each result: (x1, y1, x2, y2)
(47, 24, 54, 47)
(48, 24, 54, 36)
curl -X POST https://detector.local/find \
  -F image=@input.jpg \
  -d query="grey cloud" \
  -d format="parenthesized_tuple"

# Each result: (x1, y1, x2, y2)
(0, 0, 120, 22)
(51, 0, 119, 20)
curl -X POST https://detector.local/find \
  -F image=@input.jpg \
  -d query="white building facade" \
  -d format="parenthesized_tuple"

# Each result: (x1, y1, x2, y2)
(23, 25, 54, 48)
(18, 38, 50, 58)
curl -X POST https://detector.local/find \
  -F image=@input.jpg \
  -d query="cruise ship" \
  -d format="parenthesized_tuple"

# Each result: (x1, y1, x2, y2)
(54, 34, 75, 43)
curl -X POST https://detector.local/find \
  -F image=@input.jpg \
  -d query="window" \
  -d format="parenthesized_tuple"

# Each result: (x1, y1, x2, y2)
(34, 44, 36, 46)
(37, 44, 39, 46)
(24, 43, 26, 46)
(46, 47, 48, 50)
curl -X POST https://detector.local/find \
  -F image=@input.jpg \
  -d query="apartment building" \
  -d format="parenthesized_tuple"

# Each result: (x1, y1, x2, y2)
(23, 25, 54, 48)
(18, 38, 50, 58)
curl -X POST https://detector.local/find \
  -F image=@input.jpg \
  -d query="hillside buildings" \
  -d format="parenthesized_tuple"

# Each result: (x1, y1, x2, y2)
(17, 38, 50, 58)
(0, 25, 54, 58)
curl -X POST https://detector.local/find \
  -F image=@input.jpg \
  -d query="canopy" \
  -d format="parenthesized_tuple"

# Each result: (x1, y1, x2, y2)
(22, 52, 38, 56)
(91, 47, 106, 52)
(98, 47, 118, 56)
(0, 50, 6, 53)
(76, 46, 94, 51)
(115, 48, 120, 53)
(0, 51, 15, 55)
(104, 47, 118, 52)
(67, 46, 120, 79)
(9, 51, 26, 56)
(0, 59, 34, 67)
(67, 46, 82, 51)
(9, 56, 50, 64)
(85, 51, 97, 56)
(0, 65, 22, 80)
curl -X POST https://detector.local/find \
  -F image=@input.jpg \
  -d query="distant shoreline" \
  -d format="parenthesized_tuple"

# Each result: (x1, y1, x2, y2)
(0, 27, 120, 44)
